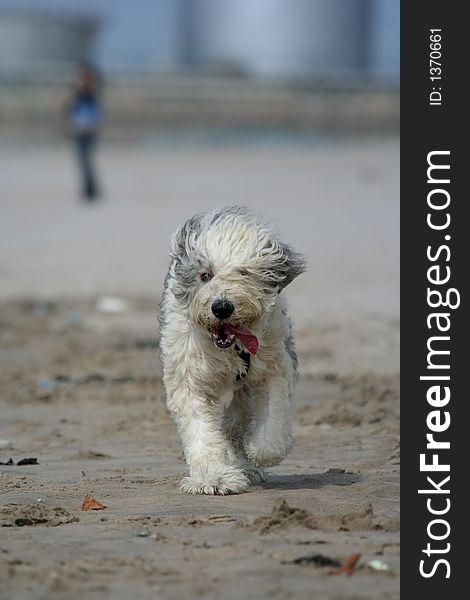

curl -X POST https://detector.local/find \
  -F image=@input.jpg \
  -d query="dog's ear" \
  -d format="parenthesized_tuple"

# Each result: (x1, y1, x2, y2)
(169, 215, 202, 259)
(266, 241, 306, 292)
(169, 225, 187, 259)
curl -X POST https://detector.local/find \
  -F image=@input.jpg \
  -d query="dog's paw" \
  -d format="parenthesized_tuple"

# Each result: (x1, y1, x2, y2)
(246, 434, 295, 467)
(181, 466, 249, 495)
(242, 463, 268, 485)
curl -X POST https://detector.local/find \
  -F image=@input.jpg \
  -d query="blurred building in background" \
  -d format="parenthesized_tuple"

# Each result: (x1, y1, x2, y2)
(0, 0, 399, 138)
(0, 9, 100, 73)
(0, 0, 399, 80)
(183, 0, 370, 80)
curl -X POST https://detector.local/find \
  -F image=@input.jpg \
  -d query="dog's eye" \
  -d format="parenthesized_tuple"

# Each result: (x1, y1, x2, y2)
(239, 269, 249, 276)
(200, 272, 213, 283)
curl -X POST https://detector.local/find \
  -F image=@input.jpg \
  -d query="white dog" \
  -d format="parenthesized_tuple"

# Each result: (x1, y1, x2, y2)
(159, 206, 306, 494)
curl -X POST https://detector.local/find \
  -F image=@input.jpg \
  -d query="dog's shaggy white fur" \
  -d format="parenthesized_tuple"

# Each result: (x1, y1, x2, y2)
(160, 206, 306, 494)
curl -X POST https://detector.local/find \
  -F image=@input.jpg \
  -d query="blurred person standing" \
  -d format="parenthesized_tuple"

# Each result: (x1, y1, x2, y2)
(64, 63, 103, 201)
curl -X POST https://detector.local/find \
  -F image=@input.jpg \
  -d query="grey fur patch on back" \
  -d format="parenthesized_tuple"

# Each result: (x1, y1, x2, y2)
(284, 332, 299, 374)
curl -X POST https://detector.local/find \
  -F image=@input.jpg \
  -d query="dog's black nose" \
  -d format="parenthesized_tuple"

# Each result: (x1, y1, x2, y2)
(211, 299, 234, 320)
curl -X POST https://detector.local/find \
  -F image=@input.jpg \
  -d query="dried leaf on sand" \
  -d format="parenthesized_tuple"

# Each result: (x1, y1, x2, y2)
(81, 494, 107, 511)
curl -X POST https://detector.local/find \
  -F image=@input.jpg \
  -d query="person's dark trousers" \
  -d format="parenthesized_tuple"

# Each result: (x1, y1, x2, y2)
(74, 132, 99, 200)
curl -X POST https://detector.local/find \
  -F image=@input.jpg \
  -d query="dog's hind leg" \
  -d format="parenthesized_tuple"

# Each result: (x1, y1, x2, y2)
(245, 375, 295, 468)
(168, 389, 250, 495)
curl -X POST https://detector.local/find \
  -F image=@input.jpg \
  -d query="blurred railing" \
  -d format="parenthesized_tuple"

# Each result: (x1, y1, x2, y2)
(0, 70, 399, 141)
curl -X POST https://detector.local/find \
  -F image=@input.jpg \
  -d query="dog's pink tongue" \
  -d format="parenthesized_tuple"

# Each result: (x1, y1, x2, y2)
(226, 325, 259, 355)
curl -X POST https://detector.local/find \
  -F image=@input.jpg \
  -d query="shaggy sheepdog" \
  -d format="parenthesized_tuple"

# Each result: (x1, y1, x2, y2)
(160, 206, 306, 494)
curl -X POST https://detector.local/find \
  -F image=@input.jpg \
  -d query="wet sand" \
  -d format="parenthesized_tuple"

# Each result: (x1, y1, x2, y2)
(0, 139, 399, 599)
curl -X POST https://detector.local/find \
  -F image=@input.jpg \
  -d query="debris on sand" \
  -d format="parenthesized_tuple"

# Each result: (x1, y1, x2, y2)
(31, 301, 57, 317)
(243, 499, 377, 534)
(137, 530, 151, 538)
(0, 458, 38, 466)
(80, 373, 107, 384)
(367, 559, 390, 571)
(329, 553, 362, 576)
(244, 499, 318, 534)
(282, 553, 341, 567)
(17, 458, 39, 466)
(69, 450, 111, 461)
(1, 504, 78, 527)
(38, 379, 56, 393)
(54, 374, 72, 383)
(77, 373, 135, 385)
(81, 495, 107, 511)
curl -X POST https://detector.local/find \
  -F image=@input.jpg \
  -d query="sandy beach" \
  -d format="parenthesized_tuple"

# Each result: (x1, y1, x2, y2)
(0, 137, 399, 599)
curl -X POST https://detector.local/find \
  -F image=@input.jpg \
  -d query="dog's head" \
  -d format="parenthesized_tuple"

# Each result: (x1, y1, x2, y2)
(168, 207, 306, 354)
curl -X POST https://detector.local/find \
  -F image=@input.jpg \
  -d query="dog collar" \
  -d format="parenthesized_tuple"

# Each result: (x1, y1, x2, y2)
(235, 344, 251, 381)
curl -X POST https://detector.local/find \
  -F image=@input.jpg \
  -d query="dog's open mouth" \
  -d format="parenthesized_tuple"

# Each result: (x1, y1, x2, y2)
(211, 324, 259, 354)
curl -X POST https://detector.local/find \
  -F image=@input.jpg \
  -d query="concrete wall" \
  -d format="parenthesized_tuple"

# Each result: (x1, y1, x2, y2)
(0, 74, 399, 140)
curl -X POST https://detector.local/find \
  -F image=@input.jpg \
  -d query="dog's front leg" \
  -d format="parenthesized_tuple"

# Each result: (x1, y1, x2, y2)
(223, 387, 267, 485)
(169, 391, 250, 495)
